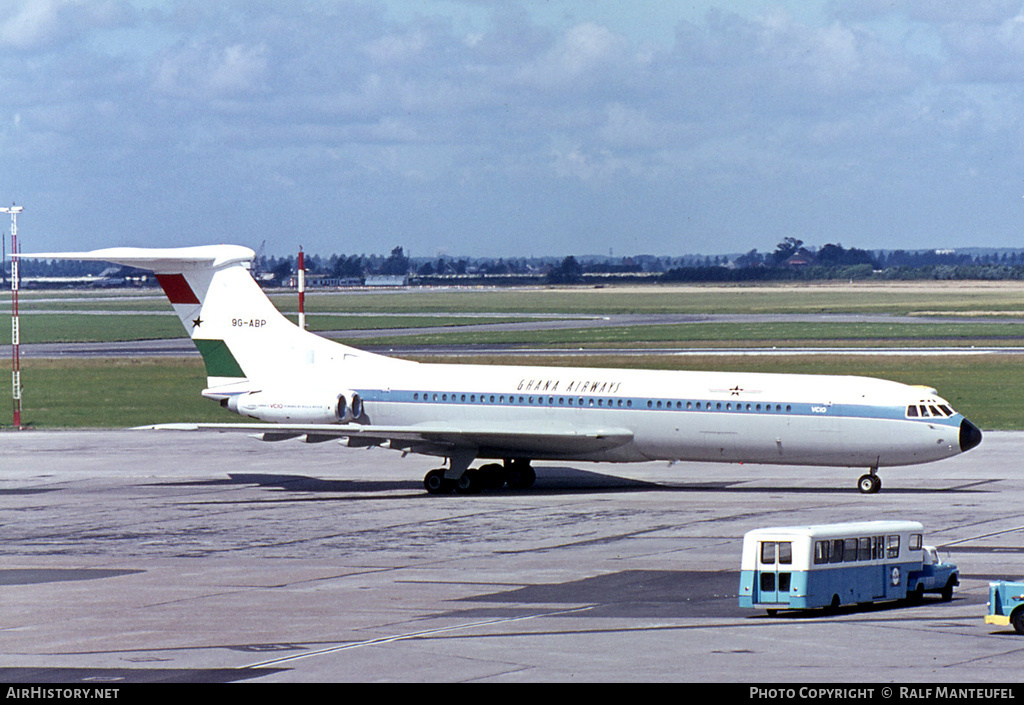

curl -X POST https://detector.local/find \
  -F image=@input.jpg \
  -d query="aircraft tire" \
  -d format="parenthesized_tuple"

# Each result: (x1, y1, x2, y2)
(506, 462, 536, 490)
(477, 463, 507, 489)
(857, 474, 881, 494)
(454, 469, 482, 495)
(424, 469, 451, 495)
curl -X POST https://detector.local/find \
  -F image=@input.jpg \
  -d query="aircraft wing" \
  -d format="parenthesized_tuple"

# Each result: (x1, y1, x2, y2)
(139, 421, 635, 458)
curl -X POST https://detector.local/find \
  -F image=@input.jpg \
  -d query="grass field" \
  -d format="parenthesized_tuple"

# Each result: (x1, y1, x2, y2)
(2, 351, 1019, 431)
(11, 314, 1024, 348)
(6, 358, 223, 429)
(2, 281, 1024, 430)
(0, 312, 548, 344)
(10, 279, 1024, 315)
(293, 280, 1024, 316)
(349, 320, 1024, 348)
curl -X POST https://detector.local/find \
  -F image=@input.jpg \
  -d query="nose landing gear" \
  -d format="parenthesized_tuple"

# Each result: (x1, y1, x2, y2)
(857, 467, 881, 494)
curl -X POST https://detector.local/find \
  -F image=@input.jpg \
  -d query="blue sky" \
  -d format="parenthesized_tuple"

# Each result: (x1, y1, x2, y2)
(3, 1, 1024, 258)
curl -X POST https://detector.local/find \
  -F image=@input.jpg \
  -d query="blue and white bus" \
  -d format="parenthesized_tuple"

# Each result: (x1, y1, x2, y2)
(738, 521, 959, 613)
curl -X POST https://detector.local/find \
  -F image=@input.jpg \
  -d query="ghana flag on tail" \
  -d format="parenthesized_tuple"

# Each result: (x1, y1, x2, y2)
(14, 245, 376, 394)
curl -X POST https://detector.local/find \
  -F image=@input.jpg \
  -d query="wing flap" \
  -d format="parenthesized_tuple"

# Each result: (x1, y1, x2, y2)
(139, 422, 634, 456)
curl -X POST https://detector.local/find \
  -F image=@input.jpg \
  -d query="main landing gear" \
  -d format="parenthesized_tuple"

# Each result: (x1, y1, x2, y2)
(857, 467, 882, 494)
(423, 459, 536, 495)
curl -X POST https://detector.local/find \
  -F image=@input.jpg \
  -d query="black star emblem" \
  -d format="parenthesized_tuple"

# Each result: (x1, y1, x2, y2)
(192, 316, 203, 329)
(730, 385, 742, 396)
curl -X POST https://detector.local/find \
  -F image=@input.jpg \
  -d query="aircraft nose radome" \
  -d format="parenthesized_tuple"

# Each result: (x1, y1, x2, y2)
(960, 418, 983, 453)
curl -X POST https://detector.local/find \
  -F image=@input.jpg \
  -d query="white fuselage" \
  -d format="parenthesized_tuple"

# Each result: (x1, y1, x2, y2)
(315, 357, 969, 468)
(23, 245, 978, 489)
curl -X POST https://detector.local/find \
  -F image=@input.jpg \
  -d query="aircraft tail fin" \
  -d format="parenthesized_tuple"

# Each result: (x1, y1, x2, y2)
(19, 245, 381, 393)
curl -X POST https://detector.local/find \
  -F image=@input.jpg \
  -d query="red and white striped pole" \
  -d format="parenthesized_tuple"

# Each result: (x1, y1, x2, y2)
(297, 247, 306, 330)
(3, 205, 24, 430)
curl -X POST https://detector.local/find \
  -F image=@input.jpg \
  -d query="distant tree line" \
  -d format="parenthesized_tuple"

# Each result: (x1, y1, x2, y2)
(9, 237, 1024, 287)
(662, 239, 1024, 283)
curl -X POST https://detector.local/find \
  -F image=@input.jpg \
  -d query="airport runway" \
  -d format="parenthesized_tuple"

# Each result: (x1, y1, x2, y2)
(1, 429, 1022, 683)
(15, 310, 1024, 360)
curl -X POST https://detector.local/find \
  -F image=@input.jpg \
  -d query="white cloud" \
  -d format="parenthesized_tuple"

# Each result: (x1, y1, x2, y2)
(0, 0, 63, 49)
(0, 0, 133, 51)
(154, 41, 267, 98)
(518, 22, 634, 89)
(364, 28, 430, 64)
(4, 1, 1024, 256)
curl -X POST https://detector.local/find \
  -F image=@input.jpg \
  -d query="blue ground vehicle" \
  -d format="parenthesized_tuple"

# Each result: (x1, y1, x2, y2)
(985, 581, 1024, 634)
(739, 521, 959, 613)
(908, 544, 960, 602)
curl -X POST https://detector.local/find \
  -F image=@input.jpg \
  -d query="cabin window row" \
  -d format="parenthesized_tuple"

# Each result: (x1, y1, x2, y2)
(410, 392, 793, 413)
(810, 534, 917, 565)
(412, 392, 635, 407)
(651, 400, 793, 413)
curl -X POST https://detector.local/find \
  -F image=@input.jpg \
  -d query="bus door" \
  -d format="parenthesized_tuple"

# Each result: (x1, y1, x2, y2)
(873, 535, 896, 599)
(756, 540, 792, 604)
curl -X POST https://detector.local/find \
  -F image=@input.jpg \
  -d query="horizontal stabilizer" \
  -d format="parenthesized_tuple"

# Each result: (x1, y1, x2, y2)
(16, 245, 254, 272)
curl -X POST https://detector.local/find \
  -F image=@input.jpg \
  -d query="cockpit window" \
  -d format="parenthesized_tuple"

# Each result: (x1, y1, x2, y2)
(906, 401, 955, 419)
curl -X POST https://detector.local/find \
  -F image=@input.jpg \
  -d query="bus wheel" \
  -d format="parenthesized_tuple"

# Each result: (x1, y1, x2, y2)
(825, 595, 841, 614)
(908, 584, 924, 604)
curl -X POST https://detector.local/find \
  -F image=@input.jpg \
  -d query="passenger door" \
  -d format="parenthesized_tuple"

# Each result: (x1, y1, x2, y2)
(756, 541, 792, 604)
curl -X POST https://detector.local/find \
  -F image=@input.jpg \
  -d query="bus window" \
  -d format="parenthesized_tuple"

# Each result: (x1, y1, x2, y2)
(858, 537, 871, 561)
(830, 539, 844, 563)
(814, 541, 829, 565)
(759, 541, 792, 565)
(779, 542, 792, 565)
(844, 538, 858, 562)
(886, 534, 900, 559)
(909, 534, 922, 550)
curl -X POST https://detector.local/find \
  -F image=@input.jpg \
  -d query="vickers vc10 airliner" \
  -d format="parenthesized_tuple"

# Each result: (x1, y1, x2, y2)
(23, 245, 982, 495)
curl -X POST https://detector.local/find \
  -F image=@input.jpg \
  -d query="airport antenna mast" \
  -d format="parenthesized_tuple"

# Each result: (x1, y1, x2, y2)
(297, 247, 306, 330)
(2, 204, 23, 429)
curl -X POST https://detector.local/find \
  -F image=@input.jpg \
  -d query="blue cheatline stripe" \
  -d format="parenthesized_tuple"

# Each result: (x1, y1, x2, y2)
(352, 389, 960, 426)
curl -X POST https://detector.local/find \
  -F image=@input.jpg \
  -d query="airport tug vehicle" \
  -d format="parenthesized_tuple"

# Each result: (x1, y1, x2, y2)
(985, 581, 1024, 634)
